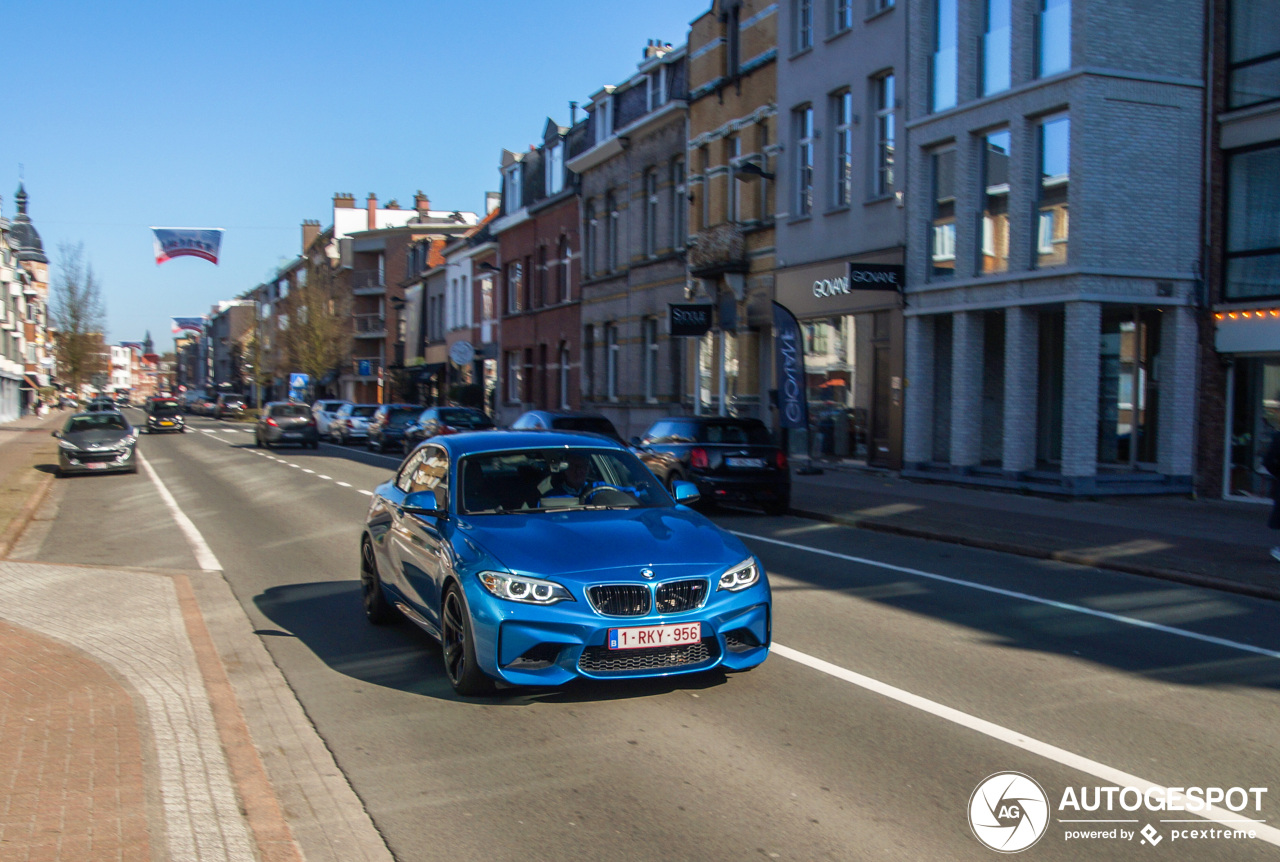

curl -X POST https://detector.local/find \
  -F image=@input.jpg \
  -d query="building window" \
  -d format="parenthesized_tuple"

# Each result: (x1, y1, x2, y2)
(506, 261, 523, 313)
(795, 105, 815, 216)
(834, 0, 853, 33)
(983, 0, 1012, 95)
(1036, 116, 1070, 268)
(671, 157, 687, 249)
(1038, 0, 1071, 78)
(594, 98, 613, 146)
(931, 149, 957, 279)
(1226, 143, 1280, 300)
(546, 139, 564, 196)
(503, 163, 522, 212)
(558, 236, 571, 301)
(1229, 0, 1280, 108)
(643, 317, 659, 402)
(605, 322, 619, 400)
(759, 121, 771, 221)
(584, 325, 596, 399)
(933, 0, 958, 111)
(647, 69, 667, 112)
(505, 351, 522, 404)
(535, 246, 547, 308)
(606, 192, 620, 271)
(874, 73, 895, 196)
(726, 135, 741, 223)
(796, 0, 813, 51)
(585, 201, 598, 277)
(559, 342, 571, 409)
(699, 146, 712, 229)
(833, 91, 853, 207)
(980, 130, 1011, 274)
(726, 1, 742, 77)
(481, 277, 494, 322)
(644, 169, 659, 257)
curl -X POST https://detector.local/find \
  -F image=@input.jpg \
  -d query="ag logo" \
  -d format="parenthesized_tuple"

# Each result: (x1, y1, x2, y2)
(969, 772, 1050, 853)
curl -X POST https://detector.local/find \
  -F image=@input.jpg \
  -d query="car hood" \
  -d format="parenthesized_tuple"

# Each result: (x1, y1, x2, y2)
(63, 429, 132, 447)
(453, 506, 750, 582)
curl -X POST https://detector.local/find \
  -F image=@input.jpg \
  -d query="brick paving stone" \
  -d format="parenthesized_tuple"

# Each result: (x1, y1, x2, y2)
(0, 619, 151, 862)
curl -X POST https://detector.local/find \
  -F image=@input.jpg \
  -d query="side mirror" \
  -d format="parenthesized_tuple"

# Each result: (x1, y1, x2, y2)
(629, 436, 643, 448)
(402, 490, 447, 518)
(51, 430, 60, 438)
(671, 480, 700, 505)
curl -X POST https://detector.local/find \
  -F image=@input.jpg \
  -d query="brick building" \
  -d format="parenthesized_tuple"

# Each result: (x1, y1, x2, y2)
(902, 0, 1203, 495)
(571, 40, 690, 440)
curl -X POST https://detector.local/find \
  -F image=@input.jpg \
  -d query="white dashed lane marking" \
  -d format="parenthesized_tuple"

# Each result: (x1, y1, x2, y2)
(187, 425, 380, 500)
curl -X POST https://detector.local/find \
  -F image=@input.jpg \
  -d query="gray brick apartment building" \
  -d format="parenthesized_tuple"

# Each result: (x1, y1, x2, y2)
(902, 0, 1204, 494)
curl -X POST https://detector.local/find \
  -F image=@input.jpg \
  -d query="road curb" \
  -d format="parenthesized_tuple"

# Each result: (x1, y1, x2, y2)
(788, 507, 1280, 603)
(0, 469, 55, 560)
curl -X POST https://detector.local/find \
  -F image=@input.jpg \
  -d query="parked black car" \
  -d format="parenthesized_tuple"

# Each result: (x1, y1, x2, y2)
(365, 404, 421, 453)
(512, 410, 686, 490)
(54, 412, 139, 476)
(144, 397, 186, 433)
(634, 416, 790, 514)
(401, 406, 495, 454)
(255, 402, 319, 448)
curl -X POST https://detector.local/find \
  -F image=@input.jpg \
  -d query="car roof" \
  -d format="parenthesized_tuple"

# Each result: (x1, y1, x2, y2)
(429, 429, 628, 458)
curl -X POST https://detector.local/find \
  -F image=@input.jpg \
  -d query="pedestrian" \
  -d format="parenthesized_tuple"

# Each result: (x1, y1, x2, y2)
(1266, 429, 1280, 561)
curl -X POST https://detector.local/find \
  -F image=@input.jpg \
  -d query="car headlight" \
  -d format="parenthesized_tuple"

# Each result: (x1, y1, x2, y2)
(477, 571, 574, 605)
(718, 558, 760, 592)
(58, 439, 78, 451)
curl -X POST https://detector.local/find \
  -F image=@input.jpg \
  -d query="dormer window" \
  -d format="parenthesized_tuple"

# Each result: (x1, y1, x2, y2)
(594, 98, 614, 146)
(546, 140, 564, 196)
(504, 163, 523, 212)
(647, 69, 666, 112)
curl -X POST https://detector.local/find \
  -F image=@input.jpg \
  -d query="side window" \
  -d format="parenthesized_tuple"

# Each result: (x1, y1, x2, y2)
(395, 450, 428, 493)
(646, 421, 672, 443)
(410, 446, 450, 510)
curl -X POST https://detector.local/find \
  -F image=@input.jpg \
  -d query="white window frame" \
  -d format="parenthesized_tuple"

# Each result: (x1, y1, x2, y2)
(833, 91, 853, 207)
(834, 0, 853, 32)
(797, 0, 813, 51)
(559, 236, 572, 302)
(545, 140, 564, 196)
(727, 135, 741, 223)
(796, 106, 815, 216)
(506, 261, 523, 314)
(874, 73, 896, 196)
(645, 169, 660, 257)
(506, 351, 522, 404)
(594, 98, 614, 146)
(671, 157, 687, 249)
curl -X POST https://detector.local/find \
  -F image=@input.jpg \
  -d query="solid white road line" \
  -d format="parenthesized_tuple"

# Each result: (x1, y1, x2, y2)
(770, 642, 1279, 845)
(139, 452, 223, 572)
(733, 531, 1280, 660)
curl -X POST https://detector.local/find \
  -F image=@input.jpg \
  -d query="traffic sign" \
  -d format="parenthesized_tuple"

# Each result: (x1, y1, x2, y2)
(290, 373, 309, 389)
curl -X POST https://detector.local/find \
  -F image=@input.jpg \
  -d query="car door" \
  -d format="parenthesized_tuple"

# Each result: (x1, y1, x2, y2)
(385, 444, 450, 632)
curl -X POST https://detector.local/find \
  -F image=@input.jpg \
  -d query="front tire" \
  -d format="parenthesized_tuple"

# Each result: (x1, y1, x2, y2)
(441, 584, 494, 696)
(360, 539, 394, 625)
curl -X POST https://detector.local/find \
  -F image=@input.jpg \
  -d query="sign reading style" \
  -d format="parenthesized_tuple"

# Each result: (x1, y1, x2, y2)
(669, 304, 714, 337)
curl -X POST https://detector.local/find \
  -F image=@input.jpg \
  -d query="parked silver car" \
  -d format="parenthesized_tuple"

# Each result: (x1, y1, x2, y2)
(328, 403, 378, 445)
(54, 412, 139, 476)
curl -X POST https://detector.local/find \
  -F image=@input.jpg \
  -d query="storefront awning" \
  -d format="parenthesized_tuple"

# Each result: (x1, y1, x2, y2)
(19, 374, 40, 391)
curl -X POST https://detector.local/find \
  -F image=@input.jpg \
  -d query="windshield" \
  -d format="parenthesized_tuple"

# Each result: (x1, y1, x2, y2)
(439, 408, 491, 428)
(549, 416, 621, 440)
(67, 415, 128, 433)
(459, 448, 670, 515)
(151, 401, 180, 415)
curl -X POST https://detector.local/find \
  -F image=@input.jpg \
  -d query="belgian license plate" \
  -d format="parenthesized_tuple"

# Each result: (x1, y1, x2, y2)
(608, 623, 702, 650)
(87, 462, 107, 470)
(726, 457, 765, 468)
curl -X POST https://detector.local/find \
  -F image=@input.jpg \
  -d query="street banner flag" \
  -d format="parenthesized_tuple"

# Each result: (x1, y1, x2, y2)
(119, 341, 144, 352)
(171, 317, 205, 335)
(152, 227, 224, 265)
(772, 301, 810, 430)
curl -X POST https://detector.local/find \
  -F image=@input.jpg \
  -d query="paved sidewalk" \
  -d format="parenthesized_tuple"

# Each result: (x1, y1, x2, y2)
(788, 462, 1279, 600)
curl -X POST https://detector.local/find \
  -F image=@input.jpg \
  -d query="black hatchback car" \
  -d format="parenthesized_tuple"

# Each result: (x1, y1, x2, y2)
(144, 397, 186, 433)
(365, 404, 422, 453)
(634, 417, 790, 514)
(401, 406, 495, 454)
(255, 402, 319, 448)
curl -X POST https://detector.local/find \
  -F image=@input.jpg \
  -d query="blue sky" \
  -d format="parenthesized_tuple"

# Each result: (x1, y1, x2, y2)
(5, 0, 707, 352)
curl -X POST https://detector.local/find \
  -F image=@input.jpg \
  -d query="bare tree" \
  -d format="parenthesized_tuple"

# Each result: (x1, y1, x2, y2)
(284, 261, 350, 397)
(50, 242, 108, 394)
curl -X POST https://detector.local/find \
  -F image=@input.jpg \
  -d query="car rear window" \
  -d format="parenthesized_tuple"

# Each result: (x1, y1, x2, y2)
(320, 402, 345, 412)
(551, 417, 620, 439)
(271, 405, 311, 417)
(440, 408, 490, 427)
(695, 421, 773, 445)
(387, 408, 420, 424)
(352, 406, 378, 418)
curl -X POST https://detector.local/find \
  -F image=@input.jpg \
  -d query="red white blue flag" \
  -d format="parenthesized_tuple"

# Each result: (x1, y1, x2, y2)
(152, 227, 224, 265)
(171, 317, 205, 335)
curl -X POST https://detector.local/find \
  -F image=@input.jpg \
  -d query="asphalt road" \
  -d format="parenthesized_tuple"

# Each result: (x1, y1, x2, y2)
(24, 410, 1280, 861)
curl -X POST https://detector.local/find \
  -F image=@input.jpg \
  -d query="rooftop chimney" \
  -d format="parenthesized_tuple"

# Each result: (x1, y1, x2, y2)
(485, 191, 501, 214)
(301, 219, 321, 251)
(414, 190, 430, 215)
(333, 192, 356, 208)
(366, 192, 378, 230)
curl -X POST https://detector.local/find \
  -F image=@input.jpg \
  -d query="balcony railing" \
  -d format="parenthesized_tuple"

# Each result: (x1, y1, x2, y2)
(352, 269, 386, 295)
(353, 313, 386, 337)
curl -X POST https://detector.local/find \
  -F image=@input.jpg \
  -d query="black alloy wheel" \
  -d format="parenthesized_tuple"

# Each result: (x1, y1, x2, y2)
(360, 539, 394, 625)
(441, 584, 494, 696)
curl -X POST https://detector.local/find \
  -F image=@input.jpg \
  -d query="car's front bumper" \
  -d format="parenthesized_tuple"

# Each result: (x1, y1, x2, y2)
(460, 574, 772, 687)
(58, 446, 137, 474)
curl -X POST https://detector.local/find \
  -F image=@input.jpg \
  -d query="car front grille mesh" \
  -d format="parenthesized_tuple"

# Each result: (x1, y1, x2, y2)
(578, 638, 718, 674)
(587, 585, 650, 616)
(654, 579, 708, 613)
